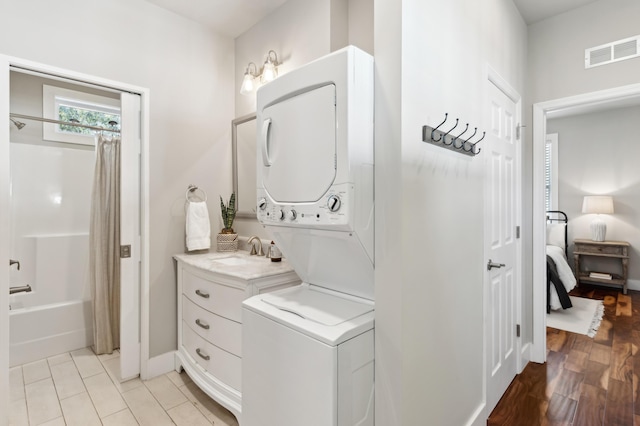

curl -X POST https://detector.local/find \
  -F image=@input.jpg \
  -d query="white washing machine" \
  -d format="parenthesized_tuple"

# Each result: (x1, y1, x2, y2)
(241, 46, 375, 426)
(243, 285, 374, 426)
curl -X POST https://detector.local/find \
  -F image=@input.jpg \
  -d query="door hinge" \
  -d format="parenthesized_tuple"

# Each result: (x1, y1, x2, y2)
(516, 226, 520, 239)
(516, 324, 521, 338)
(120, 245, 131, 258)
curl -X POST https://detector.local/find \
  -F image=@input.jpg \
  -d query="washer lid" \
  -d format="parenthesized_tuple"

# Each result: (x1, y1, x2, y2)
(243, 284, 374, 346)
(261, 284, 373, 326)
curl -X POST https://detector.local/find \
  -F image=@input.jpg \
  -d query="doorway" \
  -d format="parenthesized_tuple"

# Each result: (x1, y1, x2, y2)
(0, 55, 150, 422)
(531, 83, 640, 363)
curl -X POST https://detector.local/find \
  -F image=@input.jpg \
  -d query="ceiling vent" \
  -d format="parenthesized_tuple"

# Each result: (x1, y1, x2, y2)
(585, 35, 640, 69)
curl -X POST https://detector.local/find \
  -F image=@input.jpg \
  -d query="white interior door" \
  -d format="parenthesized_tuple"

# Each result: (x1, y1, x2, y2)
(0, 56, 10, 426)
(119, 92, 141, 380)
(485, 81, 518, 413)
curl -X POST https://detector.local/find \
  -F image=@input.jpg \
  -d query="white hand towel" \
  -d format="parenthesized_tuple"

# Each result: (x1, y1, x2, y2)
(186, 201, 211, 251)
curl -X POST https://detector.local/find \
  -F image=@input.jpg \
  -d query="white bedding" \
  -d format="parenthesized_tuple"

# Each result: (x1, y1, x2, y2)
(546, 244, 577, 310)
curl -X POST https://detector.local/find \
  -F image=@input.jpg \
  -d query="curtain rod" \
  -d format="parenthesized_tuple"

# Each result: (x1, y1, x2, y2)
(9, 112, 121, 134)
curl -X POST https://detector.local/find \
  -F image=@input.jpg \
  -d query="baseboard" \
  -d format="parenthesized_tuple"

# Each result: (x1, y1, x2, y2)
(145, 351, 176, 379)
(465, 402, 486, 426)
(519, 342, 531, 371)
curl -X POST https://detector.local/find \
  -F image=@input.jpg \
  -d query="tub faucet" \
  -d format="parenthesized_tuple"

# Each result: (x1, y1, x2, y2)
(9, 259, 20, 270)
(9, 285, 31, 294)
(247, 236, 264, 256)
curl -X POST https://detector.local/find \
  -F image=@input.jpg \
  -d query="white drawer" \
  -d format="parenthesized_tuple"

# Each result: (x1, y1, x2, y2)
(182, 322, 241, 391)
(182, 269, 245, 322)
(182, 296, 242, 357)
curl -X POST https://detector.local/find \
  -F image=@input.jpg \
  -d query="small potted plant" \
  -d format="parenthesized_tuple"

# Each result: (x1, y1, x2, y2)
(217, 192, 238, 252)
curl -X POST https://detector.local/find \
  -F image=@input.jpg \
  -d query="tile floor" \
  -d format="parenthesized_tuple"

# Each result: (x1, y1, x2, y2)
(9, 348, 239, 426)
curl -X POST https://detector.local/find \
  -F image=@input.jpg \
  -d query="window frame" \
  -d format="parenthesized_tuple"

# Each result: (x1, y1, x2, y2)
(545, 133, 559, 212)
(43, 84, 120, 145)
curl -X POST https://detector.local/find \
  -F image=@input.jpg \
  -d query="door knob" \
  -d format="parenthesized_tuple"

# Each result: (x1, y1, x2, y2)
(487, 259, 506, 270)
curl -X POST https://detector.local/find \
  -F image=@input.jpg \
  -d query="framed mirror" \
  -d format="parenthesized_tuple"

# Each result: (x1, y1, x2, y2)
(232, 113, 257, 219)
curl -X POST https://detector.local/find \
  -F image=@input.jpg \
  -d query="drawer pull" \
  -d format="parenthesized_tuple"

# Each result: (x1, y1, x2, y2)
(196, 348, 210, 361)
(195, 319, 210, 330)
(195, 289, 210, 299)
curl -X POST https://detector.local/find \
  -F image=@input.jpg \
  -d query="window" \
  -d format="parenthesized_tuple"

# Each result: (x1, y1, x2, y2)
(43, 85, 120, 145)
(545, 133, 559, 212)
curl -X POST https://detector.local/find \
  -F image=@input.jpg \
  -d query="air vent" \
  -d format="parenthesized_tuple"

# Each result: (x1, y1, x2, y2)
(585, 35, 640, 69)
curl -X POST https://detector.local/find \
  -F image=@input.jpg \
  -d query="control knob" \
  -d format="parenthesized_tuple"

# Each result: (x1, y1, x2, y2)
(258, 197, 267, 210)
(287, 210, 297, 220)
(277, 210, 285, 220)
(327, 195, 341, 212)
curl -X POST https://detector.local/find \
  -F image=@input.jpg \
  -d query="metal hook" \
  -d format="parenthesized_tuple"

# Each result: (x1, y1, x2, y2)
(431, 113, 449, 142)
(465, 131, 485, 155)
(472, 132, 486, 155)
(460, 128, 477, 152)
(451, 123, 469, 149)
(441, 118, 459, 146)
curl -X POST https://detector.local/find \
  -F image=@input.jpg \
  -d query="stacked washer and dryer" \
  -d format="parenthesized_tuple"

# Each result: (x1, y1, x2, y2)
(241, 46, 375, 426)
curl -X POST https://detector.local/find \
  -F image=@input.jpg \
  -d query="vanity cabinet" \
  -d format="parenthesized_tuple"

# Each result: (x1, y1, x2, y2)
(174, 253, 300, 422)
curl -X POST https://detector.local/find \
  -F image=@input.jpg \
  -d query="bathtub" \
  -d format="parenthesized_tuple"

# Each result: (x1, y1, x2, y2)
(9, 299, 94, 367)
(9, 234, 93, 367)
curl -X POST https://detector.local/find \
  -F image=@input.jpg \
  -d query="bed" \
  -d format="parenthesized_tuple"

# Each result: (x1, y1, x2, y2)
(546, 211, 577, 312)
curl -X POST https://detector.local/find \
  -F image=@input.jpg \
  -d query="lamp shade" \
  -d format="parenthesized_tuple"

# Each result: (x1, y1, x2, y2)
(261, 61, 277, 83)
(240, 73, 255, 95)
(582, 195, 614, 215)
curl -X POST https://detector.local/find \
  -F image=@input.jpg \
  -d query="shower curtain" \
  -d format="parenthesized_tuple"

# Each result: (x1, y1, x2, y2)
(89, 135, 121, 355)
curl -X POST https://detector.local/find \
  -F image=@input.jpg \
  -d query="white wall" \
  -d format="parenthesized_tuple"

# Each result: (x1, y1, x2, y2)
(373, 0, 526, 424)
(0, 0, 235, 358)
(548, 106, 640, 290)
(373, 0, 402, 423)
(528, 0, 640, 104)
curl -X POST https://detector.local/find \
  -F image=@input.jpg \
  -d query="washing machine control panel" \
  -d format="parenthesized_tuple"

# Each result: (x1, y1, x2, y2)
(257, 183, 353, 230)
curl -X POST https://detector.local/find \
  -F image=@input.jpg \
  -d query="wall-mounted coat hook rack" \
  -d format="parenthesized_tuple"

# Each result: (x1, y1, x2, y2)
(422, 113, 485, 157)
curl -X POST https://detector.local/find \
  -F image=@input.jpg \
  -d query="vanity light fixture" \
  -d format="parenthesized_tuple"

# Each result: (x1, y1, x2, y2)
(240, 50, 281, 95)
(260, 50, 279, 83)
(240, 62, 258, 95)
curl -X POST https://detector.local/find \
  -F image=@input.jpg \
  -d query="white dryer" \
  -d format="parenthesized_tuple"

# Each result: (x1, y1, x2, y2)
(241, 46, 375, 426)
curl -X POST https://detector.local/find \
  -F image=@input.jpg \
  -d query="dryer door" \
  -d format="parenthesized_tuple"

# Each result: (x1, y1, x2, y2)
(260, 84, 336, 203)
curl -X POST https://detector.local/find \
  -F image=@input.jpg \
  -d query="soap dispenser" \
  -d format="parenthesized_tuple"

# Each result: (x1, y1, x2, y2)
(269, 241, 282, 262)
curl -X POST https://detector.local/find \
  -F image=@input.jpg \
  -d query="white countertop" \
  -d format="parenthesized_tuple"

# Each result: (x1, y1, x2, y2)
(174, 250, 297, 281)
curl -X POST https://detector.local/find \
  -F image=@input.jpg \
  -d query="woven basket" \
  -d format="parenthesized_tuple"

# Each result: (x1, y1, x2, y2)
(216, 233, 238, 252)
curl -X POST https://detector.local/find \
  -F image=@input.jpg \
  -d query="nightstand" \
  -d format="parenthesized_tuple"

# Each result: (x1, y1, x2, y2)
(573, 239, 630, 294)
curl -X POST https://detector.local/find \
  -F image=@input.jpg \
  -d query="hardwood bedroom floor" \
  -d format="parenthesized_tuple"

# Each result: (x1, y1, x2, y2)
(488, 286, 640, 426)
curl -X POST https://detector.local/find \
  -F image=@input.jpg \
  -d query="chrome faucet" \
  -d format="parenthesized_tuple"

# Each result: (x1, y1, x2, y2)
(9, 259, 20, 270)
(247, 236, 264, 256)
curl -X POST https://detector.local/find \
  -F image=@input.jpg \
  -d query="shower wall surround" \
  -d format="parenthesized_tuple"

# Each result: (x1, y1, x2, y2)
(8, 72, 115, 365)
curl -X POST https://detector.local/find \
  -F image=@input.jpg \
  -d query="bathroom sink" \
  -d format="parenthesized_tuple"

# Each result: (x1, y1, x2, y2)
(212, 256, 251, 266)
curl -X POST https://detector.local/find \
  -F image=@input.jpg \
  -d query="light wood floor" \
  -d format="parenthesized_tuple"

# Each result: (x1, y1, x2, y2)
(488, 286, 639, 425)
(10, 348, 238, 426)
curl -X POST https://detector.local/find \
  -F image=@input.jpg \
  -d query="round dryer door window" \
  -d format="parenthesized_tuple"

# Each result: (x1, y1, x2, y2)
(260, 84, 336, 203)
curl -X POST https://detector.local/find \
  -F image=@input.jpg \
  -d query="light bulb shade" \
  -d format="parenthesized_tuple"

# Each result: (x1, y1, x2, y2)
(261, 61, 277, 83)
(240, 72, 255, 95)
(582, 195, 614, 214)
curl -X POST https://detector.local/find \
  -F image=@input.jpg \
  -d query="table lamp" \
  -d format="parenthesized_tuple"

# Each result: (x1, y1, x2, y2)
(582, 195, 614, 241)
